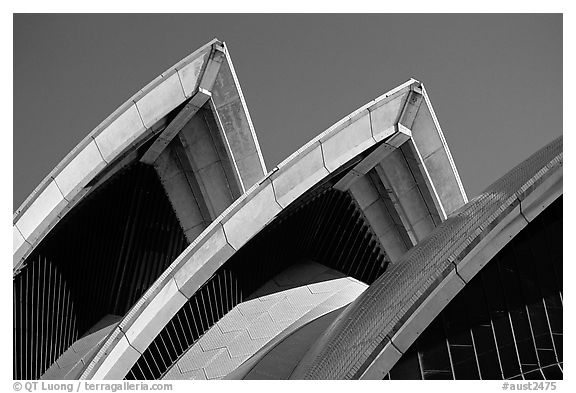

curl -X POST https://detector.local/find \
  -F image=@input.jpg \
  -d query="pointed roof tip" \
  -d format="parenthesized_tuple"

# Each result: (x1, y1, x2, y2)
(407, 77, 423, 88)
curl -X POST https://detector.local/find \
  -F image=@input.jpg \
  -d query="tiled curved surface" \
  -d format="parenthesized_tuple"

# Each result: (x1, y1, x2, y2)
(79, 79, 466, 379)
(240, 308, 344, 379)
(294, 137, 562, 379)
(162, 263, 366, 380)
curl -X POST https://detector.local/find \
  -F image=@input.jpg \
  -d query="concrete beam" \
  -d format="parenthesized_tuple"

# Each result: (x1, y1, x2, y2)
(348, 173, 411, 263)
(13, 226, 30, 270)
(320, 109, 375, 172)
(206, 99, 245, 197)
(402, 140, 447, 220)
(270, 141, 329, 208)
(198, 43, 226, 92)
(135, 72, 187, 129)
(140, 89, 211, 165)
(223, 179, 282, 250)
(374, 165, 418, 246)
(368, 89, 409, 143)
(398, 90, 424, 130)
(124, 277, 188, 353)
(333, 124, 411, 191)
(94, 103, 146, 163)
(154, 139, 211, 243)
(54, 140, 106, 200)
(177, 111, 237, 219)
(212, 64, 266, 189)
(422, 147, 466, 215)
(15, 181, 67, 246)
(90, 335, 140, 380)
(176, 52, 209, 98)
(174, 224, 236, 298)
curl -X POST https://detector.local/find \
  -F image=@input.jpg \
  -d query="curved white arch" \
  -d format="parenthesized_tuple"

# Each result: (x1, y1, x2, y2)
(13, 38, 268, 272)
(80, 78, 452, 379)
(13, 40, 215, 270)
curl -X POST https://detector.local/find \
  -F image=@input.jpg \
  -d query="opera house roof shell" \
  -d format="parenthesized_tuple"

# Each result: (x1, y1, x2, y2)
(13, 39, 562, 381)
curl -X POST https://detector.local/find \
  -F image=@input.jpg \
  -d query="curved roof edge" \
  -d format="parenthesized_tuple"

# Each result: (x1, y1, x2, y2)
(13, 38, 268, 272)
(78, 78, 467, 379)
(293, 136, 562, 379)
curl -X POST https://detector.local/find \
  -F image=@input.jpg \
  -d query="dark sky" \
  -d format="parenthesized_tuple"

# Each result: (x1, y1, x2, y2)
(13, 14, 562, 210)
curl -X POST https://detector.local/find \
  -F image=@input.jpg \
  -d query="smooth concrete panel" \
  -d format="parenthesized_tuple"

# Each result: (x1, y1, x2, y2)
(349, 176, 380, 209)
(90, 335, 140, 380)
(401, 140, 447, 221)
(321, 112, 375, 172)
(13, 226, 27, 258)
(223, 180, 282, 250)
(378, 150, 416, 197)
(154, 144, 184, 182)
(398, 91, 423, 130)
(94, 104, 146, 163)
(177, 53, 208, 98)
(178, 110, 210, 145)
(197, 162, 235, 217)
(124, 277, 188, 353)
(216, 99, 257, 161)
(16, 181, 67, 242)
(199, 49, 225, 93)
(271, 143, 329, 208)
(423, 148, 465, 215)
(205, 105, 245, 198)
(54, 141, 106, 200)
(360, 342, 403, 380)
(391, 269, 466, 353)
(402, 141, 447, 221)
(397, 186, 430, 225)
(135, 72, 186, 128)
(235, 151, 266, 190)
(161, 170, 206, 232)
(212, 57, 240, 108)
(175, 224, 235, 298)
(377, 224, 409, 263)
(369, 91, 408, 142)
(363, 199, 396, 239)
(221, 46, 268, 177)
(181, 126, 220, 171)
(410, 102, 444, 160)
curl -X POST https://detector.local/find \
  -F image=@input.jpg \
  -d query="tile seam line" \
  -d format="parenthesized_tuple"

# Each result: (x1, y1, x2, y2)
(48, 176, 69, 203)
(90, 135, 108, 164)
(174, 67, 188, 99)
(14, 225, 32, 246)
